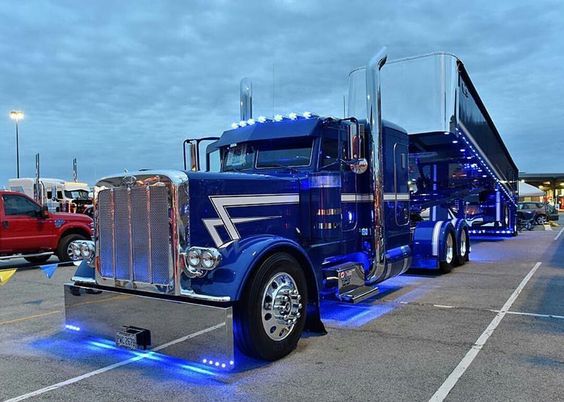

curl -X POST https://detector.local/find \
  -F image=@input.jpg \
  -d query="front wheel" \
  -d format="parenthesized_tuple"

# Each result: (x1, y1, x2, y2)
(235, 252, 307, 361)
(535, 215, 547, 225)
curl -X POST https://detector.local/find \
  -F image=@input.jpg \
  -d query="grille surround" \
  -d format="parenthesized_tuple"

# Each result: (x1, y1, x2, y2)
(97, 184, 174, 291)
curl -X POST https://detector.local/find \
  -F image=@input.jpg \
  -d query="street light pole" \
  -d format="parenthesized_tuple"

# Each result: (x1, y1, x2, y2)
(9, 110, 24, 179)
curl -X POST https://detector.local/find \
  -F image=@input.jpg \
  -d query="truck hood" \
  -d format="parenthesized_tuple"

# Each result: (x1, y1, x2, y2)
(186, 171, 302, 248)
(50, 212, 92, 223)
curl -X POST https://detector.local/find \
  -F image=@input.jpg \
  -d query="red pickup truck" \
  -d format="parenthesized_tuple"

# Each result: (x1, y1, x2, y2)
(0, 190, 92, 263)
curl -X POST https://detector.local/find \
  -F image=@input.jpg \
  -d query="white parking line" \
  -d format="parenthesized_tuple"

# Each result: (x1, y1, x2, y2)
(554, 227, 564, 241)
(429, 261, 543, 402)
(490, 310, 564, 320)
(5, 323, 226, 402)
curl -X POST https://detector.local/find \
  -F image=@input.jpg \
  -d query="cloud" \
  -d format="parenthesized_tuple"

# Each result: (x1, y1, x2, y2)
(0, 0, 563, 187)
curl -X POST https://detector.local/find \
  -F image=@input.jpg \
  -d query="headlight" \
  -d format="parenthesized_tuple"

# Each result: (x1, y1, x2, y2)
(201, 249, 221, 270)
(187, 249, 201, 267)
(80, 242, 91, 258)
(69, 240, 95, 263)
(182, 247, 222, 278)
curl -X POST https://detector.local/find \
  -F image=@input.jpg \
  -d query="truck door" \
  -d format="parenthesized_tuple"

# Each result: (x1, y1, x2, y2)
(383, 127, 411, 250)
(318, 123, 359, 253)
(0, 194, 56, 253)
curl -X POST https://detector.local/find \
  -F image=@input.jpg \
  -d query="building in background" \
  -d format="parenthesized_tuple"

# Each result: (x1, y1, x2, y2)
(519, 172, 564, 210)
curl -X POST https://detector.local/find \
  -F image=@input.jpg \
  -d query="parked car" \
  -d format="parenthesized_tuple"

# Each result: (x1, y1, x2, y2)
(517, 202, 559, 225)
(0, 190, 93, 264)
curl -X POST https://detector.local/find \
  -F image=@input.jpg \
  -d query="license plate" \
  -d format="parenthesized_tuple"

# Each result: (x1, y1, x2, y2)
(116, 330, 138, 350)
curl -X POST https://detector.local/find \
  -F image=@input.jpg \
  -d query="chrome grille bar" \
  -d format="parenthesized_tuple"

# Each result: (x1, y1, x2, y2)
(97, 185, 171, 287)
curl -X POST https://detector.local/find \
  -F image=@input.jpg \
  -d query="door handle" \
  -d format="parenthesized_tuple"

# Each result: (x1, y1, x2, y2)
(2, 221, 8, 229)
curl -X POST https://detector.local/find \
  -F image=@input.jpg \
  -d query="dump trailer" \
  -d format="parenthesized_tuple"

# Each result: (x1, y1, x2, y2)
(63, 48, 517, 369)
(380, 53, 519, 237)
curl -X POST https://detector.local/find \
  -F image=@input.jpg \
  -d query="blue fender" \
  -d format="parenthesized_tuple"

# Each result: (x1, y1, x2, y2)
(191, 235, 319, 304)
(411, 220, 456, 269)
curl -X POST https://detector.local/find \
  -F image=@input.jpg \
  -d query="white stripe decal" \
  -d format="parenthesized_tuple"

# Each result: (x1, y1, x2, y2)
(207, 194, 299, 247)
(431, 221, 443, 256)
(383, 193, 410, 201)
(341, 193, 373, 202)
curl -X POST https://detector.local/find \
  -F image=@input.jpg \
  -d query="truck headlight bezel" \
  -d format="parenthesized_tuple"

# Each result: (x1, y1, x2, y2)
(181, 247, 222, 278)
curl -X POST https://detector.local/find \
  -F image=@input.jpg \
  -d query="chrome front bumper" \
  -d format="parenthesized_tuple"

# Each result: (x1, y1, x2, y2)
(63, 283, 234, 369)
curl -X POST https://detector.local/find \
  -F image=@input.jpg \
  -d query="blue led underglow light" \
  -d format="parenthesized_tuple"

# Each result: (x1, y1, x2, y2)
(303, 111, 312, 118)
(231, 122, 238, 129)
(202, 358, 207, 364)
(288, 112, 298, 120)
(221, 363, 226, 368)
(65, 324, 81, 332)
(274, 114, 283, 122)
(452, 140, 458, 144)
(229, 360, 234, 365)
(215, 362, 220, 367)
(257, 116, 267, 123)
(238, 120, 247, 127)
(208, 360, 214, 365)
(247, 118, 255, 125)
(460, 148, 466, 152)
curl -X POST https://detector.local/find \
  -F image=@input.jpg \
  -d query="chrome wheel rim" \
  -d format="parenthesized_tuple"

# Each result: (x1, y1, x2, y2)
(445, 233, 454, 264)
(537, 216, 546, 224)
(261, 272, 302, 341)
(67, 242, 79, 260)
(460, 230, 467, 257)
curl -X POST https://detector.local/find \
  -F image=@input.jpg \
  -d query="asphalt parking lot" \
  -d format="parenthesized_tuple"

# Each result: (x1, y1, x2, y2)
(1, 224, 563, 402)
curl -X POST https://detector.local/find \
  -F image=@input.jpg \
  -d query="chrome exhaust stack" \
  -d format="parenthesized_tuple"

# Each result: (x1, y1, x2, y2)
(240, 77, 253, 121)
(366, 47, 388, 282)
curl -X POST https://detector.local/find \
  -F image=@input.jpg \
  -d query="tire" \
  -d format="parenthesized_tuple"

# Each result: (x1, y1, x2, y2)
(535, 215, 547, 225)
(526, 222, 534, 231)
(235, 252, 307, 361)
(57, 233, 88, 262)
(439, 230, 456, 274)
(24, 255, 51, 264)
(454, 228, 470, 266)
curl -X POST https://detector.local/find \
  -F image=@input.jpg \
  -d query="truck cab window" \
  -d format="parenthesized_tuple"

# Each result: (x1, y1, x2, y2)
(2, 195, 40, 217)
(256, 138, 313, 168)
(321, 135, 348, 169)
(223, 144, 255, 172)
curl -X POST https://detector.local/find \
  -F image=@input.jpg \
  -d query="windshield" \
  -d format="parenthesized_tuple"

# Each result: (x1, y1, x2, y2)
(222, 138, 313, 171)
(65, 190, 90, 200)
(256, 138, 313, 168)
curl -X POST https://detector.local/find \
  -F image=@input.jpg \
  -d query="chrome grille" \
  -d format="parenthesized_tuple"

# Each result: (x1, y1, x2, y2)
(98, 185, 171, 286)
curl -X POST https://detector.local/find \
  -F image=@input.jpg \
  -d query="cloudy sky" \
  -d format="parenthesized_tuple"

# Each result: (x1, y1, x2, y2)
(1, 0, 563, 186)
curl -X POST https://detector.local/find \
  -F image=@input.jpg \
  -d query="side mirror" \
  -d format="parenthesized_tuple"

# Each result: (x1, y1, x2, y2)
(40, 205, 49, 219)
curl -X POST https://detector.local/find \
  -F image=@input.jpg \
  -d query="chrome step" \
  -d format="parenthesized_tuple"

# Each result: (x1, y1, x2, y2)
(338, 285, 379, 303)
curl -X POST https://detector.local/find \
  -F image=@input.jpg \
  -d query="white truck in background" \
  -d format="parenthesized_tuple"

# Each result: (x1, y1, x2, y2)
(7, 178, 92, 216)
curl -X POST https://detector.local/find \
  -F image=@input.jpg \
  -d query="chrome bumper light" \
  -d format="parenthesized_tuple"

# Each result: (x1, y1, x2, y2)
(69, 240, 95, 263)
(181, 247, 222, 278)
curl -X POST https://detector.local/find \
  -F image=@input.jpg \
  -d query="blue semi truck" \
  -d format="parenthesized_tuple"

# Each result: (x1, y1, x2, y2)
(64, 49, 518, 367)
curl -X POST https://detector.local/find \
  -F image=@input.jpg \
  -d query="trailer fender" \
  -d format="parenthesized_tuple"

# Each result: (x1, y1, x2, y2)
(412, 220, 456, 269)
